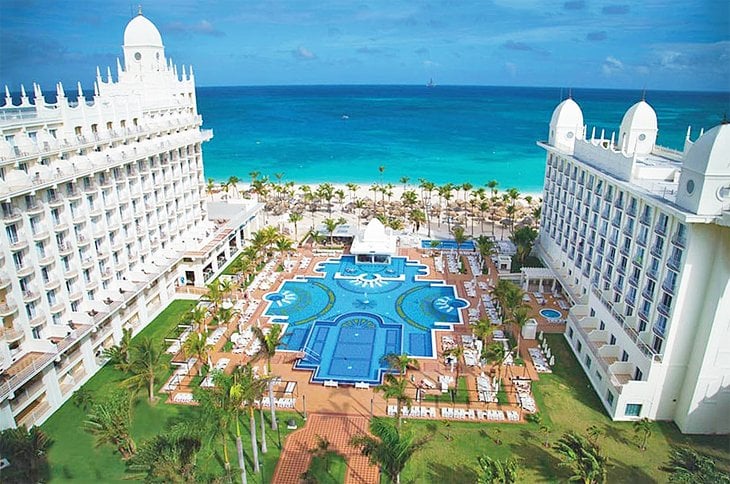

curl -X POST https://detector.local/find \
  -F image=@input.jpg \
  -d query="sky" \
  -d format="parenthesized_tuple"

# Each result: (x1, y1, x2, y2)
(1, 0, 728, 91)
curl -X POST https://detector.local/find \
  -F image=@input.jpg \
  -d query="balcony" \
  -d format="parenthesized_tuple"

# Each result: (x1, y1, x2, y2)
(29, 314, 45, 327)
(631, 255, 644, 267)
(0, 271, 11, 288)
(657, 303, 671, 317)
(16, 263, 34, 277)
(22, 288, 41, 303)
(626, 291, 636, 306)
(0, 327, 23, 343)
(83, 183, 98, 193)
(642, 284, 655, 300)
(71, 210, 86, 223)
(646, 267, 658, 281)
(37, 252, 54, 266)
(77, 235, 91, 246)
(622, 221, 634, 236)
(654, 223, 667, 236)
(43, 277, 61, 290)
(80, 257, 94, 269)
(662, 276, 676, 294)
(2, 208, 23, 223)
(26, 202, 44, 215)
(628, 274, 640, 287)
(639, 213, 652, 226)
(636, 235, 647, 247)
(52, 218, 68, 232)
(47, 195, 65, 207)
(66, 189, 82, 200)
(667, 255, 682, 271)
(69, 288, 83, 301)
(0, 299, 18, 316)
(671, 232, 687, 248)
(58, 242, 73, 255)
(9, 235, 29, 251)
(32, 225, 50, 241)
(619, 244, 630, 257)
(63, 266, 78, 279)
(101, 268, 113, 279)
(650, 243, 664, 258)
(638, 307, 651, 323)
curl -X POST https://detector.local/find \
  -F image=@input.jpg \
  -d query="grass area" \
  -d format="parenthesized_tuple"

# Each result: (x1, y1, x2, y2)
(304, 451, 347, 484)
(422, 377, 470, 405)
(511, 254, 544, 273)
(42, 300, 304, 483)
(398, 334, 730, 483)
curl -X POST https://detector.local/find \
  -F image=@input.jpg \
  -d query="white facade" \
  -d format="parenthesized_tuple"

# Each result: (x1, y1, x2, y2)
(537, 97, 730, 434)
(0, 13, 262, 429)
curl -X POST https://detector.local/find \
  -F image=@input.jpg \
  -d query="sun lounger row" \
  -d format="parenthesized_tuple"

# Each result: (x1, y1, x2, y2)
(257, 397, 297, 409)
(388, 405, 437, 418)
(446, 254, 460, 273)
(528, 347, 552, 373)
(173, 392, 195, 403)
(299, 256, 312, 269)
(205, 327, 226, 346)
(467, 255, 482, 276)
(463, 280, 478, 298)
(440, 407, 508, 421)
(434, 255, 445, 273)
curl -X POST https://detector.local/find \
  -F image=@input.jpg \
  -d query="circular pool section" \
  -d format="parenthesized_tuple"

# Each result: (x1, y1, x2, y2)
(433, 296, 469, 314)
(540, 308, 562, 319)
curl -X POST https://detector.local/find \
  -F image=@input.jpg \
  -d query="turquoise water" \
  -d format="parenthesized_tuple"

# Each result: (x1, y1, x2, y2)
(197, 85, 729, 191)
(262, 255, 467, 384)
(421, 239, 476, 250)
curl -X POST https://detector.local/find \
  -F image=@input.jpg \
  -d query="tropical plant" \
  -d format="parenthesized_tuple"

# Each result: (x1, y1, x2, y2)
(662, 446, 730, 483)
(309, 434, 332, 472)
(102, 327, 133, 371)
(587, 425, 603, 445)
(322, 217, 345, 245)
(72, 386, 95, 411)
(444, 344, 465, 391)
(194, 370, 237, 472)
(554, 431, 609, 484)
(237, 363, 268, 473)
(473, 318, 494, 347)
(384, 353, 420, 382)
(182, 331, 212, 373)
(375, 373, 411, 429)
(84, 389, 136, 459)
(0, 425, 52, 484)
(476, 455, 521, 484)
(126, 426, 202, 483)
(512, 306, 531, 361)
(452, 225, 469, 261)
(474, 234, 495, 272)
(511, 226, 538, 265)
(288, 211, 303, 240)
(252, 324, 284, 430)
(124, 337, 164, 403)
(633, 418, 652, 451)
(350, 418, 429, 484)
(409, 208, 426, 233)
(484, 341, 506, 384)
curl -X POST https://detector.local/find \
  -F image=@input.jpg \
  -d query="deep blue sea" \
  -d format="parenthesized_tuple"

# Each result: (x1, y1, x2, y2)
(197, 85, 729, 192)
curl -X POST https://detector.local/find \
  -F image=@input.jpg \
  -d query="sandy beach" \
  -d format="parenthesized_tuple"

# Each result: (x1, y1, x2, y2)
(207, 181, 542, 243)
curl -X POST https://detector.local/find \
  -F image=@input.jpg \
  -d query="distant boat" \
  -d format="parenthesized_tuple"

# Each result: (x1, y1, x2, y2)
(427, 78, 435, 88)
(341, 114, 350, 120)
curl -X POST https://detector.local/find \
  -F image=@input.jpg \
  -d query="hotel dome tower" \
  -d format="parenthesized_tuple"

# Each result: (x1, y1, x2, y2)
(537, 97, 730, 434)
(0, 12, 262, 429)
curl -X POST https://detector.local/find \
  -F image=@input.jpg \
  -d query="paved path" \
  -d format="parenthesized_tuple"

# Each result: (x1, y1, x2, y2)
(272, 413, 379, 484)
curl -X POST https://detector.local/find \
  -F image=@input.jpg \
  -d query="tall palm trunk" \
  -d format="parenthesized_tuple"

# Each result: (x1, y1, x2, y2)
(268, 377, 278, 430)
(235, 418, 247, 484)
(148, 377, 155, 402)
(249, 408, 260, 473)
(259, 406, 268, 453)
(222, 424, 231, 470)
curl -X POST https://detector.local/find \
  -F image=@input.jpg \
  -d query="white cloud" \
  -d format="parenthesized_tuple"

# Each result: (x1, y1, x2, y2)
(602, 56, 624, 75)
(292, 46, 317, 60)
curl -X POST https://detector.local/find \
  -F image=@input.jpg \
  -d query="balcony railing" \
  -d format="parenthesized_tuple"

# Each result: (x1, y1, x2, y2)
(662, 276, 676, 294)
(671, 232, 686, 248)
(667, 255, 682, 271)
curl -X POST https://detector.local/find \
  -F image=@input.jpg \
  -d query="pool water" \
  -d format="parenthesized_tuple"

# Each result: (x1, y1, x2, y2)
(540, 308, 562, 319)
(420, 239, 476, 250)
(263, 255, 467, 385)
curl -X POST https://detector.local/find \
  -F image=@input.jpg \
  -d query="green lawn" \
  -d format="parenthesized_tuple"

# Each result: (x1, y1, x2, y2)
(422, 376, 470, 405)
(398, 334, 730, 483)
(305, 451, 347, 484)
(42, 300, 304, 483)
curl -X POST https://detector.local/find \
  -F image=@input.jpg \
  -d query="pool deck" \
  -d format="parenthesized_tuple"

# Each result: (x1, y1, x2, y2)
(165, 244, 569, 483)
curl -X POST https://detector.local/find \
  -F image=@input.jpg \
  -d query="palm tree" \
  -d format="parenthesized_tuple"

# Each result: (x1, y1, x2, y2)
(102, 327, 133, 371)
(84, 390, 136, 459)
(194, 371, 238, 472)
(511, 307, 531, 362)
(309, 434, 332, 473)
(474, 235, 495, 273)
(187, 304, 208, 334)
(227, 176, 240, 199)
(409, 208, 426, 234)
(473, 318, 494, 347)
(554, 431, 609, 484)
(399, 176, 410, 191)
(0, 425, 52, 483)
(633, 418, 652, 451)
(486, 179, 499, 198)
(384, 353, 420, 383)
(126, 427, 202, 482)
(238, 364, 268, 473)
(252, 324, 284, 430)
(323, 217, 344, 245)
(275, 235, 293, 265)
(444, 345, 465, 396)
(350, 418, 429, 484)
(477, 455, 521, 484)
(375, 373, 411, 429)
(182, 332, 212, 373)
(662, 446, 729, 483)
(346, 182, 359, 203)
(484, 342, 506, 388)
(206, 178, 216, 199)
(452, 225, 469, 262)
(511, 226, 538, 266)
(285, 212, 302, 242)
(124, 337, 164, 403)
(586, 425, 603, 445)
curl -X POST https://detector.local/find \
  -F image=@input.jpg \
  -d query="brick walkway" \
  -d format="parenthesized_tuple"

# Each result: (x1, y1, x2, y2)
(272, 413, 379, 484)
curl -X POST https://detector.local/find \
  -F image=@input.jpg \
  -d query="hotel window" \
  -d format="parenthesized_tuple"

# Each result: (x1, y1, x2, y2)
(652, 336, 663, 354)
(621, 350, 629, 362)
(606, 391, 615, 407)
(595, 371, 602, 381)
(599, 320, 605, 330)
(568, 327, 574, 339)
(32, 327, 42, 339)
(610, 334, 616, 345)
(633, 367, 643, 381)
(576, 341, 583, 353)
(625, 403, 642, 417)
(585, 355, 592, 369)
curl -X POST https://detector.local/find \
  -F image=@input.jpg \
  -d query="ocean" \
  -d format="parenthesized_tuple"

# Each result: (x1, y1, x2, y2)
(197, 85, 729, 192)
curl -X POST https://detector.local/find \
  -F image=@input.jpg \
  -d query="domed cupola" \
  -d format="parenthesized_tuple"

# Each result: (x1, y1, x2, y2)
(618, 100, 657, 156)
(548, 97, 584, 154)
(676, 123, 730, 215)
(122, 10, 166, 75)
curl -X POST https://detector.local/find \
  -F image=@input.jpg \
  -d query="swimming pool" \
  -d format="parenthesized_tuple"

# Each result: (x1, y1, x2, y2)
(421, 239, 476, 251)
(262, 255, 467, 385)
(540, 308, 562, 319)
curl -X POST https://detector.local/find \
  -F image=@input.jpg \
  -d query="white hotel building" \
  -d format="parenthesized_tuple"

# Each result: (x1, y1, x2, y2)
(0, 13, 262, 429)
(537, 97, 730, 434)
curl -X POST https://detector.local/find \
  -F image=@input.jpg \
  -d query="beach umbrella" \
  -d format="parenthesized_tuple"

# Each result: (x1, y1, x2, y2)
(549, 355, 555, 366)
(538, 331, 544, 341)
(546, 348, 552, 359)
